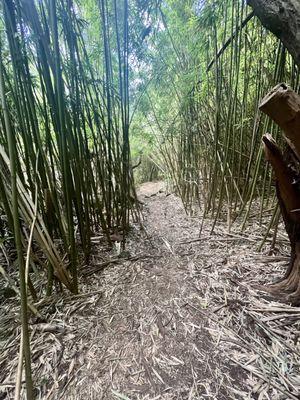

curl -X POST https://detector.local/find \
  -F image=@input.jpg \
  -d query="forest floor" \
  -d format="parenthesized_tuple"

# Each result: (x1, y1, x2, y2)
(1, 182, 300, 400)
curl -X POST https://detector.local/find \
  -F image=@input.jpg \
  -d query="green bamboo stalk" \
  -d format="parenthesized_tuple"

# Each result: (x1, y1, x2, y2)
(0, 50, 34, 398)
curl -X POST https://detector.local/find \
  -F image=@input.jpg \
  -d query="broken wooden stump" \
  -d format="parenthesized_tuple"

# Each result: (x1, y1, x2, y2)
(259, 83, 300, 304)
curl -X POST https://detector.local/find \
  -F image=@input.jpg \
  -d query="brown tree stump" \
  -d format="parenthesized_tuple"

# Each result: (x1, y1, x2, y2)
(259, 83, 300, 305)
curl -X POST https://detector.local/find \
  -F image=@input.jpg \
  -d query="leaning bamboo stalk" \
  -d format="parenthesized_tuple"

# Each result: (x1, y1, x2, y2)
(0, 146, 72, 289)
(0, 53, 34, 397)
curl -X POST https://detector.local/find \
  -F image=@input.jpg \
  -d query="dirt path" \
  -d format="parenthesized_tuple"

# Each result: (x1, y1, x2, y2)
(2, 182, 300, 400)
(64, 182, 247, 399)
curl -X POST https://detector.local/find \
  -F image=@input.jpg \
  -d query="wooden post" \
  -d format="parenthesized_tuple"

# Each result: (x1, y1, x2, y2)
(259, 83, 300, 304)
(260, 83, 300, 159)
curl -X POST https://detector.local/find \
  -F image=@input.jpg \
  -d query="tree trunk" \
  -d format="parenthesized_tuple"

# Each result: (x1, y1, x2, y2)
(247, 0, 300, 67)
(260, 84, 300, 304)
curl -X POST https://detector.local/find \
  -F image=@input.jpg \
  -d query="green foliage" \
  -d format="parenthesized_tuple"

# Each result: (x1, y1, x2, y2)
(0, 0, 135, 295)
(130, 0, 299, 229)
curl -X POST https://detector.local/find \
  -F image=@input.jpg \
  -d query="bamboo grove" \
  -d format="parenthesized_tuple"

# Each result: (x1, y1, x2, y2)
(0, 0, 142, 395)
(132, 0, 299, 236)
(0, 0, 136, 339)
(1, 0, 300, 396)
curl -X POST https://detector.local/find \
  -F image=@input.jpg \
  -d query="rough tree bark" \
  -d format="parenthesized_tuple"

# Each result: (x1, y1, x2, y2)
(247, 0, 300, 67)
(260, 83, 300, 304)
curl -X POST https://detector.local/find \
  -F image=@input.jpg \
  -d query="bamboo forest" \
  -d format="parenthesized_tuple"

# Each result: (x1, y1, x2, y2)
(1, 0, 300, 399)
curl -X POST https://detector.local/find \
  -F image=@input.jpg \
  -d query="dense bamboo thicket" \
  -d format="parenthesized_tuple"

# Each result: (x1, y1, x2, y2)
(0, 0, 144, 399)
(131, 0, 299, 234)
(0, 0, 136, 292)
(0, 0, 137, 390)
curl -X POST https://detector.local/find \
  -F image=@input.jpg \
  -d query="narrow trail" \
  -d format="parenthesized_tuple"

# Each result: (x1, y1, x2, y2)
(2, 182, 299, 400)
(64, 182, 246, 399)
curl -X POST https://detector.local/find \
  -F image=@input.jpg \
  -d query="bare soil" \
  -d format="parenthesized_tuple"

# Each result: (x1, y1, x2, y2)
(1, 182, 300, 399)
